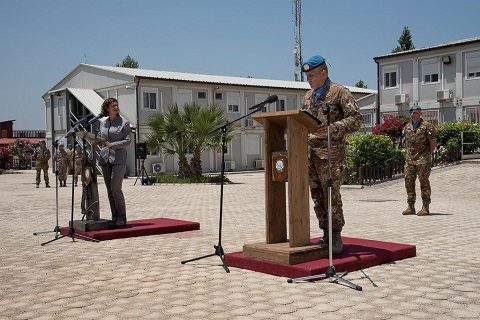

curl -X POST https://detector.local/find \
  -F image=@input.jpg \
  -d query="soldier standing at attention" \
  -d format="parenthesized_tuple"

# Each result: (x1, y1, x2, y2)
(402, 105, 436, 216)
(301, 55, 362, 254)
(54, 144, 69, 187)
(33, 140, 51, 188)
(73, 145, 83, 187)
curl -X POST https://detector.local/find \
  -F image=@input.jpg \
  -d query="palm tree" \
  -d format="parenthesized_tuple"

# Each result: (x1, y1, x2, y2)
(184, 103, 233, 177)
(146, 104, 192, 178)
(146, 103, 233, 178)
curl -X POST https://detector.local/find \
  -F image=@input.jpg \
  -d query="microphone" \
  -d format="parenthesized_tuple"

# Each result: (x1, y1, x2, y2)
(313, 93, 332, 115)
(71, 114, 94, 127)
(87, 113, 105, 125)
(248, 95, 279, 110)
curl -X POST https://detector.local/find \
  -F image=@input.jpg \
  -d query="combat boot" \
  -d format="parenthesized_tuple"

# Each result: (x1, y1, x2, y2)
(46, 184, 50, 188)
(36, 184, 39, 188)
(402, 204, 415, 215)
(417, 204, 430, 216)
(332, 232, 344, 255)
(315, 230, 328, 247)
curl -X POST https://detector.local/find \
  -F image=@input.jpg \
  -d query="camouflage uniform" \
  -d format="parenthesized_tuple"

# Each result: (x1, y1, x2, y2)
(302, 82, 362, 232)
(73, 148, 84, 185)
(403, 119, 435, 207)
(33, 146, 51, 187)
(67, 147, 74, 175)
(54, 147, 69, 186)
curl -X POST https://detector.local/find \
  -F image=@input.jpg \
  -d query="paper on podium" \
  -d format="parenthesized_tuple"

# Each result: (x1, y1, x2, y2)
(76, 131, 105, 144)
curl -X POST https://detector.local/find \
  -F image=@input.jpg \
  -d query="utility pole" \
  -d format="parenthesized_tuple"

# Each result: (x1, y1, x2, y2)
(293, 0, 303, 81)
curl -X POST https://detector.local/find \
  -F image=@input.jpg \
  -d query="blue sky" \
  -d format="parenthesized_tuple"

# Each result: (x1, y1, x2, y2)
(1, 0, 479, 129)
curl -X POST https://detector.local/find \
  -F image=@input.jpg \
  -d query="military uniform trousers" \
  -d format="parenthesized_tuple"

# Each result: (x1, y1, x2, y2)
(57, 163, 68, 181)
(74, 162, 82, 184)
(404, 161, 431, 206)
(101, 163, 127, 222)
(309, 153, 345, 232)
(36, 163, 49, 185)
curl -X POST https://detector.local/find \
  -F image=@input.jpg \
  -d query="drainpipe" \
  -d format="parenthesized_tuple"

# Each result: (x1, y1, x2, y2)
(135, 77, 140, 176)
(50, 93, 55, 172)
(375, 60, 381, 124)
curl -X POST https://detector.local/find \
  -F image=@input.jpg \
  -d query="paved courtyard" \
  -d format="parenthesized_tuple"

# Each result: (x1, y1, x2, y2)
(0, 162, 479, 320)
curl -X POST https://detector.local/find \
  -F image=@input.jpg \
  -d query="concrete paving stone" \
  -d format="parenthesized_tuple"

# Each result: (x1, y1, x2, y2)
(407, 310, 435, 319)
(1, 164, 479, 319)
(311, 303, 340, 313)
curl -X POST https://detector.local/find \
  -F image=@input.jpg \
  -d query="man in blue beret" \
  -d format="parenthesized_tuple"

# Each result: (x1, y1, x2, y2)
(402, 105, 436, 216)
(301, 55, 363, 254)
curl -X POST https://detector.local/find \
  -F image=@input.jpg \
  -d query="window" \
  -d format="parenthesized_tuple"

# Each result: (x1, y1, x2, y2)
(422, 110, 439, 127)
(422, 58, 440, 84)
(362, 113, 373, 128)
(465, 107, 480, 124)
(255, 94, 269, 112)
(466, 51, 480, 80)
(276, 96, 286, 112)
(383, 66, 398, 89)
(227, 92, 240, 113)
(141, 87, 158, 110)
(57, 97, 65, 117)
(215, 92, 223, 100)
(197, 91, 207, 99)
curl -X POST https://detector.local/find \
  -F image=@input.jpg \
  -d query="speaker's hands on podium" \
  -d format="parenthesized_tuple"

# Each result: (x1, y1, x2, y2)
(317, 124, 339, 134)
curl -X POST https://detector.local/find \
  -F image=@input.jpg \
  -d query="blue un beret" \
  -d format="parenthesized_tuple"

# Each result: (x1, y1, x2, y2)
(409, 105, 422, 111)
(302, 55, 326, 72)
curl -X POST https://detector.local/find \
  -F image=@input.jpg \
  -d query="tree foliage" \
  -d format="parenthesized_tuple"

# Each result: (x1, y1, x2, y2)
(0, 146, 13, 169)
(354, 80, 368, 88)
(371, 114, 409, 145)
(146, 103, 233, 178)
(392, 26, 415, 53)
(116, 55, 139, 68)
(7, 139, 34, 169)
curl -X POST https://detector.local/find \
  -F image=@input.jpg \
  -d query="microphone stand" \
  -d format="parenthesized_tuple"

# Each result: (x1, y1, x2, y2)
(181, 102, 271, 272)
(33, 140, 61, 238)
(287, 104, 362, 291)
(41, 120, 99, 245)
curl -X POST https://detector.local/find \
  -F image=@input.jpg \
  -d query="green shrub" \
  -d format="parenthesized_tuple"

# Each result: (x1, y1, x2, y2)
(436, 121, 480, 153)
(346, 134, 404, 170)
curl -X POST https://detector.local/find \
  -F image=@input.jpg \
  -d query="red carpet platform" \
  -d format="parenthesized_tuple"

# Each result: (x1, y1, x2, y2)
(60, 218, 200, 241)
(224, 236, 416, 278)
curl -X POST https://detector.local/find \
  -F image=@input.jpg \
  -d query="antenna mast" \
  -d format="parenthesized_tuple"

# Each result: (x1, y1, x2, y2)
(293, 0, 303, 81)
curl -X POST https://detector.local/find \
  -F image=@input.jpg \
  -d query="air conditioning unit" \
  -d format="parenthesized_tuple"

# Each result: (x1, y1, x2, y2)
(254, 160, 264, 169)
(224, 161, 235, 171)
(394, 94, 409, 106)
(437, 89, 452, 101)
(152, 163, 166, 173)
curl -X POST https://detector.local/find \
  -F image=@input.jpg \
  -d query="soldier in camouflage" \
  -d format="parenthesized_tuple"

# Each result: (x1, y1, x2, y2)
(33, 140, 51, 188)
(402, 105, 436, 216)
(301, 55, 362, 254)
(73, 145, 83, 187)
(54, 144, 69, 187)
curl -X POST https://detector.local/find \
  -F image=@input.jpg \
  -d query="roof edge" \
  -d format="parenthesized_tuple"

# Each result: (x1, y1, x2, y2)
(373, 36, 480, 62)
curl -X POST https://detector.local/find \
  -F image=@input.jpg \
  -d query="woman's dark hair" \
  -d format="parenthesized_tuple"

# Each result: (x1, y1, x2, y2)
(101, 98, 118, 116)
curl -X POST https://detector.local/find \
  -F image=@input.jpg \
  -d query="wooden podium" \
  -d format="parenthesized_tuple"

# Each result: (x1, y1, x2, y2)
(243, 110, 327, 265)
